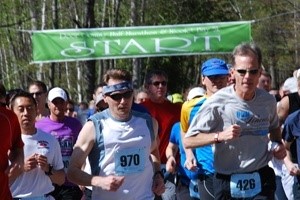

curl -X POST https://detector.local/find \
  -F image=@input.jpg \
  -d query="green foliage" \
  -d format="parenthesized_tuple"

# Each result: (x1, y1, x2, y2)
(1, 0, 300, 101)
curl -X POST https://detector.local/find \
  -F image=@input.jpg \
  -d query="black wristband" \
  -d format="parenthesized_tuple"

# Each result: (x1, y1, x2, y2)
(45, 164, 53, 176)
(153, 171, 164, 179)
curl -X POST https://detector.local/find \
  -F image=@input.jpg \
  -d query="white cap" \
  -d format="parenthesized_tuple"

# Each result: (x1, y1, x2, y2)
(48, 87, 67, 102)
(282, 77, 298, 93)
(95, 93, 104, 105)
(187, 87, 206, 101)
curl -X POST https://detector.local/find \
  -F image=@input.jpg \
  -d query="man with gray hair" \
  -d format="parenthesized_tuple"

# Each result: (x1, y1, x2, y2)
(184, 42, 286, 199)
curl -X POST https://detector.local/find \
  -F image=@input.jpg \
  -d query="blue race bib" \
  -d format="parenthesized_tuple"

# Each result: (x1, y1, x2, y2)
(230, 172, 261, 198)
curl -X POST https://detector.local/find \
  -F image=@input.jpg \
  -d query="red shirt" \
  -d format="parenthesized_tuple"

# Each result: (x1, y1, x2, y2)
(0, 107, 23, 200)
(141, 100, 181, 163)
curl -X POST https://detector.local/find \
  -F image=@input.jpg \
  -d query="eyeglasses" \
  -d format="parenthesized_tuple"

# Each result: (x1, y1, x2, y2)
(30, 91, 44, 97)
(108, 91, 133, 101)
(236, 69, 260, 76)
(151, 81, 167, 87)
(67, 108, 74, 112)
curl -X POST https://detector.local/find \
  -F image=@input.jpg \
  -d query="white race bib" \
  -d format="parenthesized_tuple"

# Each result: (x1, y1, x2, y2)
(230, 172, 261, 198)
(115, 147, 145, 175)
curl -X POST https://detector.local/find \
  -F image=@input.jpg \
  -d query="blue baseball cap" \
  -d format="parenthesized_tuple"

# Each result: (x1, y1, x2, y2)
(201, 58, 229, 76)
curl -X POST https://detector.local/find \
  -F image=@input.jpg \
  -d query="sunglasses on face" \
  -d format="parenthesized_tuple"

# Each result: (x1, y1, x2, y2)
(108, 91, 133, 101)
(236, 69, 260, 75)
(67, 108, 74, 112)
(151, 81, 167, 87)
(30, 91, 44, 97)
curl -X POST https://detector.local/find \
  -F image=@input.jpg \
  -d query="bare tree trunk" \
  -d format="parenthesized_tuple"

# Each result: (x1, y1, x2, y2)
(140, 0, 145, 24)
(97, 0, 108, 82)
(2, 43, 10, 88)
(0, 45, 4, 81)
(68, 0, 82, 102)
(36, 0, 47, 81)
(49, 0, 59, 88)
(131, 0, 140, 89)
(84, 0, 96, 101)
(65, 62, 71, 99)
(5, 30, 12, 87)
(28, 0, 42, 81)
(6, 0, 22, 87)
(114, 0, 121, 27)
(101, 0, 107, 27)
(77, 63, 82, 102)
(139, 0, 146, 86)
(294, 0, 299, 66)
(110, 0, 115, 27)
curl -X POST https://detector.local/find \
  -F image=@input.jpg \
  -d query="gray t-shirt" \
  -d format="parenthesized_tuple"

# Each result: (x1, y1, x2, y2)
(186, 85, 279, 175)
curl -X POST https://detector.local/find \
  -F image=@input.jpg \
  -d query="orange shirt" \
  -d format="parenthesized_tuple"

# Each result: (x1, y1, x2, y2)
(141, 100, 181, 163)
(0, 107, 23, 200)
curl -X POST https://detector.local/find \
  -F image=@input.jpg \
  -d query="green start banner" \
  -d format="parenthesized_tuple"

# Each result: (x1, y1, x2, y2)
(31, 21, 252, 63)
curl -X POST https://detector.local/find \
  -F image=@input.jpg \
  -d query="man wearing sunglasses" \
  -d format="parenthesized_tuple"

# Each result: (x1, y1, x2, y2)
(28, 80, 49, 121)
(67, 68, 165, 200)
(141, 69, 182, 200)
(184, 42, 286, 200)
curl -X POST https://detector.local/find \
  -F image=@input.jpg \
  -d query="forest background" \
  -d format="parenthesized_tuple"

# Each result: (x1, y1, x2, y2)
(0, 0, 299, 102)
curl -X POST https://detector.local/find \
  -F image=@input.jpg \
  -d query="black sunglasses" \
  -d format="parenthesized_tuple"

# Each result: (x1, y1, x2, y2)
(108, 91, 133, 101)
(236, 69, 259, 75)
(67, 108, 74, 112)
(30, 91, 44, 97)
(151, 81, 167, 86)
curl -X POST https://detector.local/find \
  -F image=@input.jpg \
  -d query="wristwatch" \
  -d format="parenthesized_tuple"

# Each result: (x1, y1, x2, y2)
(45, 164, 53, 176)
(214, 132, 221, 143)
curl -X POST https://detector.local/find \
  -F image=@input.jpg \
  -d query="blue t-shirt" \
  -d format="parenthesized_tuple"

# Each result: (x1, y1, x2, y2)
(170, 122, 201, 185)
(283, 109, 300, 164)
(182, 96, 215, 174)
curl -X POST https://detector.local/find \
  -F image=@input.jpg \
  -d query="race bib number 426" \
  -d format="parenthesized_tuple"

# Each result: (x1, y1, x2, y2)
(230, 172, 261, 198)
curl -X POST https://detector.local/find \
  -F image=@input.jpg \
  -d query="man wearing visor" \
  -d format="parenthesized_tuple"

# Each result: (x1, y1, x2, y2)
(67, 68, 165, 200)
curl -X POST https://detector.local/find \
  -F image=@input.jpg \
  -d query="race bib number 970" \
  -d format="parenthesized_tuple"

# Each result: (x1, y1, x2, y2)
(115, 147, 145, 175)
(230, 172, 261, 198)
